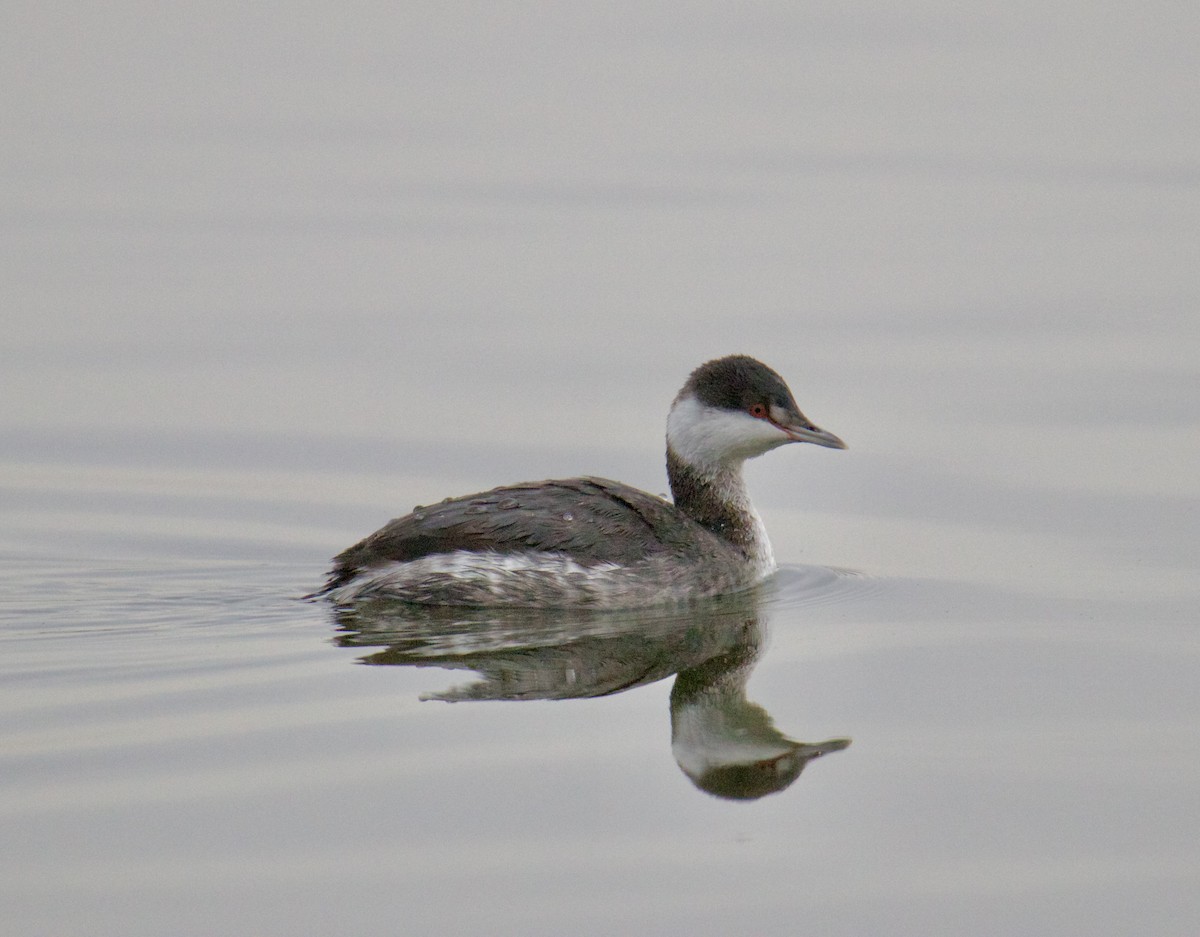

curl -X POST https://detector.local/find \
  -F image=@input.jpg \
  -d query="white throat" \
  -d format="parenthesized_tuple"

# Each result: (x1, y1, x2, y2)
(666, 395, 791, 472)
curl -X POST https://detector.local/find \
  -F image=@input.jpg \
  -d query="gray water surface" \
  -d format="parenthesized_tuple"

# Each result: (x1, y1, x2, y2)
(3, 2, 1198, 935)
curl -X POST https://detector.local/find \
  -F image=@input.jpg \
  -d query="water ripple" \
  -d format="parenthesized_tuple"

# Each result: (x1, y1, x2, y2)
(768, 563, 892, 610)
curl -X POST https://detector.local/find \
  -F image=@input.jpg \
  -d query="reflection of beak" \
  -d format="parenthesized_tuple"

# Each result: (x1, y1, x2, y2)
(778, 419, 847, 450)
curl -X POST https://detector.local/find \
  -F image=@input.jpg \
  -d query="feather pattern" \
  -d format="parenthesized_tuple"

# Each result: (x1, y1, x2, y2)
(320, 476, 751, 605)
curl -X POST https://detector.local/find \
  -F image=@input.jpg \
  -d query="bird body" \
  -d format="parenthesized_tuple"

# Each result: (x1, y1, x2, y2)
(317, 355, 844, 608)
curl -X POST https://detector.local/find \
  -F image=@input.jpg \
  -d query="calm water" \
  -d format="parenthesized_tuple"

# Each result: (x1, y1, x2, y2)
(3, 2, 1198, 935)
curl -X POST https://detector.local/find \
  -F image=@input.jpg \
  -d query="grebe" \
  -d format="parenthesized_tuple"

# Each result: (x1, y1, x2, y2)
(317, 355, 845, 608)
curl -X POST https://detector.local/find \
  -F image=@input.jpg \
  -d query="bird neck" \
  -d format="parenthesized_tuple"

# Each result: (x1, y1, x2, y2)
(666, 446, 768, 556)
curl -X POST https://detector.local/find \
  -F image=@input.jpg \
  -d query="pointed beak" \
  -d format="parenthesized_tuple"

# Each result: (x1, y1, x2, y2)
(765, 402, 846, 450)
(780, 420, 847, 450)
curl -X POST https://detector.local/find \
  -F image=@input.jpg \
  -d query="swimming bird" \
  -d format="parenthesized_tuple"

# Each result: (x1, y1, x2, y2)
(316, 355, 845, 608)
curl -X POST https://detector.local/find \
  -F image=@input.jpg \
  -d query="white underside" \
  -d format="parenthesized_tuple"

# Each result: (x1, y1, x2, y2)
(327, 547, 775, 609)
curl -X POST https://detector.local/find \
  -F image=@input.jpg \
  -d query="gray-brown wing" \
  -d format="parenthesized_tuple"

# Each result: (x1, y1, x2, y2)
(321, 476, 721, 592)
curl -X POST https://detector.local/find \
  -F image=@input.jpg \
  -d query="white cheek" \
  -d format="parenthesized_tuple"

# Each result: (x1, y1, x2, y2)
(667, 398, 789, 467)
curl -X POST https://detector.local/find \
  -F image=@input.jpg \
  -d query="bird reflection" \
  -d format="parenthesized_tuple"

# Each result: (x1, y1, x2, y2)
(331, 588, 849, 801)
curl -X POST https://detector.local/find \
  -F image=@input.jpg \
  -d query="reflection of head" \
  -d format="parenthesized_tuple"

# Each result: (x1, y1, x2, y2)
(681, 736, 850, 801)
(690, 748, 809, 801)
(671, 637, 850, 801)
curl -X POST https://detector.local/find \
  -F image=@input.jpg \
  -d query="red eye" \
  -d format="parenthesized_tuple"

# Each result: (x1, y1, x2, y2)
(749, 403, 768, 419)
